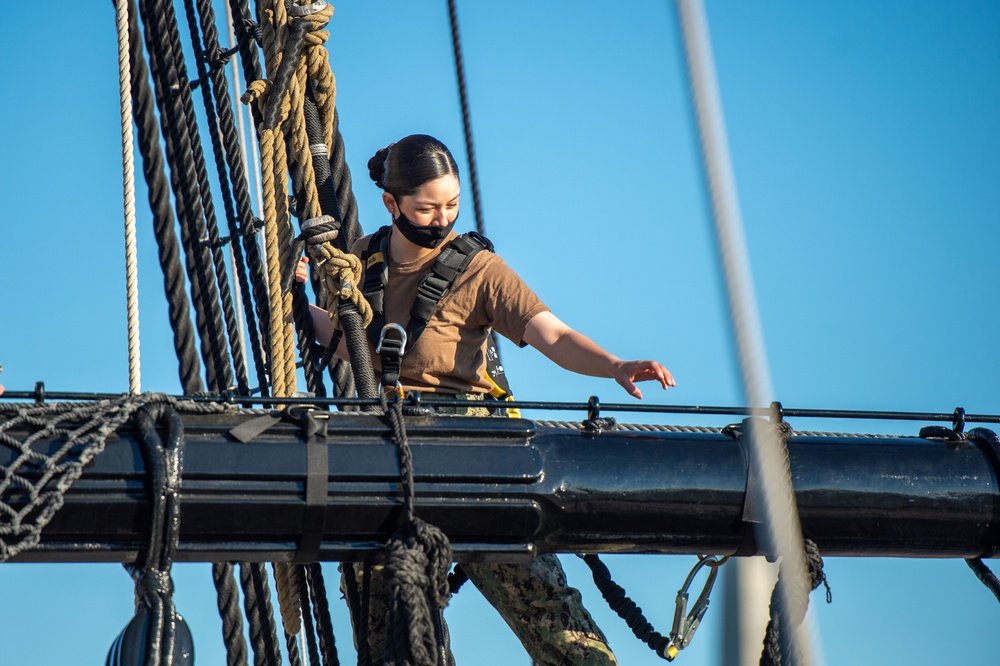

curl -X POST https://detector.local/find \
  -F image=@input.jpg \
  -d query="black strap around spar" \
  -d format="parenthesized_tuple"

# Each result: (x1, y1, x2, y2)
(360, 226, 494, 351)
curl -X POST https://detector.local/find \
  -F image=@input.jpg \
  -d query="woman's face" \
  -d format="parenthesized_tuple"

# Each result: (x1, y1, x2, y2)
(386, 174, 460, 227)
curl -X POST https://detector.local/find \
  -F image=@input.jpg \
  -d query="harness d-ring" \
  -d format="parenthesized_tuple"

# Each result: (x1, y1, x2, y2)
(666, 554, 729, 660)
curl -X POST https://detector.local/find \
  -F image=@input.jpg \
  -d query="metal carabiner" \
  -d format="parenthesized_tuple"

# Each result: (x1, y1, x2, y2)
(376, 323, 407, 355)
(666, 555, 728, 660)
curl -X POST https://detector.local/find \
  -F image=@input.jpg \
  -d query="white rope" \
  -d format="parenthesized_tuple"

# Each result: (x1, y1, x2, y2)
(115, 0, 140, 395)
(675, 1, 815, 663)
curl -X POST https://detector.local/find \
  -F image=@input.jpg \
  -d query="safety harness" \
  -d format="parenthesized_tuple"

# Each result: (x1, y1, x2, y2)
(360, 225, 516, 412)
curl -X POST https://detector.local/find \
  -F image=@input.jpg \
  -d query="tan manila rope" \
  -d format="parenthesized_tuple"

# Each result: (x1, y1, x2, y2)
(115, 0, 140, 395)
(246, 0, 350, 640)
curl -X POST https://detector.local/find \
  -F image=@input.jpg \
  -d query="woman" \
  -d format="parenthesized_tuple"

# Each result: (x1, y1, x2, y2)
(304, 134, 675, 665)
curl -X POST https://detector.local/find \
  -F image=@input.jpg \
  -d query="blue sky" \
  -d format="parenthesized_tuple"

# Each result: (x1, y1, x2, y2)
(1, 1, 999, 664)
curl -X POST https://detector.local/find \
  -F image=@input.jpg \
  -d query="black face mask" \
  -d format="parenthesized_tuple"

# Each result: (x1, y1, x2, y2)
(392, 208, 458, 249)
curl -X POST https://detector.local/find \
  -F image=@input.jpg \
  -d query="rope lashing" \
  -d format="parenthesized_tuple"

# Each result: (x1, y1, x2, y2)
(299, 215, 373, 331)
(251, 2, 337, 401)
(115, 0, 141, 395)
(107, 405, 193, 666)
(379, 393, 455, 666)
(759, 539, 831, 666)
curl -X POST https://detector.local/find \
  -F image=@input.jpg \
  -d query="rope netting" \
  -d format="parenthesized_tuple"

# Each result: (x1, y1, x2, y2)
(0, 395, 233, 562)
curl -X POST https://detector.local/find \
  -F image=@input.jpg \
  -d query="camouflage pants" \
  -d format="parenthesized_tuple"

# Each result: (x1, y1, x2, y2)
(343, 555, 617, 666)
(342, 393, 617, 665)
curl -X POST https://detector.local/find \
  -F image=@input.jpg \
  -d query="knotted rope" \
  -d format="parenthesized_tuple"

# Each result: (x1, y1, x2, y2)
(299, 215, 373, 331)
(379, 394, 454, 666)
(759, 539, 831, 666)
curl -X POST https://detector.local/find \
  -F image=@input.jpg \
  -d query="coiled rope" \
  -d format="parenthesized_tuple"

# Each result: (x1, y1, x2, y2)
(115, 0, 140, 395)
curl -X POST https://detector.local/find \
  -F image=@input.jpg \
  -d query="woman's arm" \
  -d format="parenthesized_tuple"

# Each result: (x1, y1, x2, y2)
(521, 311, 675, 399)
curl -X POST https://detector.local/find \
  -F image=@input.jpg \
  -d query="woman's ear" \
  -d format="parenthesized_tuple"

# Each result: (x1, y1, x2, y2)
(382, 192, 397, 218)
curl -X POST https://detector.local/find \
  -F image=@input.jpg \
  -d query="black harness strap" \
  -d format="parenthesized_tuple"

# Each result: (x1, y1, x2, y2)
(360, 226, 494, 352)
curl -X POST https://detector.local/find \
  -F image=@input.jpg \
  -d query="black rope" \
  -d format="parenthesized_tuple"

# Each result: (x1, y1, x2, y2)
(759, 539, 831, 666)
(306, 563, 341, 666)
(582, 553, 671, 658)
(285, 630, 302, 666)
(966, 559, 1000, 603)
(213, 562, 250, 666)
(137, 0, 231, 392)
(295, 565, 323, 666)
(240, 562, 284, 666)
(379, 394, 454, 666)
(132, 405, 190, 666)
(125, 0, 202, 395)
(226, 0, 265, 129)
(190, 0, 275, 396)
(180, 0, 252, 397)
(446, 0, 484, 237)
(165, 0, 242, 394)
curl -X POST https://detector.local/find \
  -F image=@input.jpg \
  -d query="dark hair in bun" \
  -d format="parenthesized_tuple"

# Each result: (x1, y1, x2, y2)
(367, 134, 459, 198)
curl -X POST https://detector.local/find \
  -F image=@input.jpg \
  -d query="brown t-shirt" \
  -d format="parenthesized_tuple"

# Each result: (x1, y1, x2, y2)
(352, 230, 549, 394)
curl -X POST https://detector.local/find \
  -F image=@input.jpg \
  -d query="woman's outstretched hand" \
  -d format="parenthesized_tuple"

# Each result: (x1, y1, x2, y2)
(612, 360, 675, 400)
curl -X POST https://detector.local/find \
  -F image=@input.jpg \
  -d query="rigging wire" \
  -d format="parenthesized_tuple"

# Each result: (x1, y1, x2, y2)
(115, 0, 140, 395)
(446, 0, 484, 236)
(675, 0, 815, 663)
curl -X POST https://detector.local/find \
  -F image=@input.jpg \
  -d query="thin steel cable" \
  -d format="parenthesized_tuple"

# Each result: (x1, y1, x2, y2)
(675, 1, 814, 663)
(115, 0, 140, 395)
